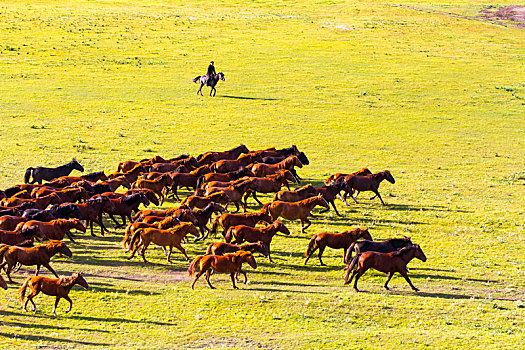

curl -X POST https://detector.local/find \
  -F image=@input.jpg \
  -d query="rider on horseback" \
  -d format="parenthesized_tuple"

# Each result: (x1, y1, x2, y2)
(206, 61, 216, 86)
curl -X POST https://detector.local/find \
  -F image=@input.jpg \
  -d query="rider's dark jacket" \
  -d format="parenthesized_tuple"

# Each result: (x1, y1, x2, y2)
(207, 64, 216, 76)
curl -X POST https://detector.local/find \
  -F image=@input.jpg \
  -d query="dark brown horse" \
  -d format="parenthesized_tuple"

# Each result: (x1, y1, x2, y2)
(210, 210, 273, 239)
(77, 196, 115, 236)
(24, 160, 84, 184)
(263, 194, 329, 233)
(345, 245, 426, 292)
(188, 250, 257, 289)
(205, 181, 259, 212)
(18, 272, 89, 315)
(241, 170, 298, 206)
(16, 219, 85, 243)
(0, 215, 29, 231)
(191, 203, 225, 237)
(0, 227, 46, 246)
(250, 156, 303, 177)
(181, 192, 230, 210)
(304, 228, 372, 266)
(343, 170, 395, 206)
(273, 184, 318, 202)
(224, 221, 290, 262)
(314, 181, 346, 216)
(324, 167, 372, 185)
(0, 240, 72, 282)
(103, 193, 150, 228)
(206, 241, 269, 258)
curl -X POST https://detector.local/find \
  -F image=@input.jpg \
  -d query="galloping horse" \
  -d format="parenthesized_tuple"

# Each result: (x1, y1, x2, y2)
(197, 144, 249, 165)
(18, 272, 89, 316)
(304, 228, 372, 266)
(343, 170, 395, 206)
(345, 244, 426, 292)
(16, 219, 86, 242)
(263, 194, 329, 233)
(0, 227, 46, 246)
(192, 72, 225, 96)
(24, 160, 84, 184)
(206, 241, 269, 259)
(188, 250, 257, 289)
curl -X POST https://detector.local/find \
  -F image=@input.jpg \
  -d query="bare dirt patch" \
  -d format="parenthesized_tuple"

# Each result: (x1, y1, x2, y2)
(481, 5, 525, 27)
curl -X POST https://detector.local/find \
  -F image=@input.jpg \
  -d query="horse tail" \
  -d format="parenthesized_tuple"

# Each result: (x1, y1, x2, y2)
(129, 228, 143, 251)
(305, 235, 318, 257)
(187, 256, 203, 276)
(224, 227, 234, 243)
(192, 76, 201, 83)
(262, 202, 271, 214)
(24, 168, 34, 184)
(18, 278, 30, 302)
(344, 253, 361, 284)
(210, 217, 220, 236)
(0, 244, 10, 263)
(205, 244, 213, 255)
(196, 175, 205, 189)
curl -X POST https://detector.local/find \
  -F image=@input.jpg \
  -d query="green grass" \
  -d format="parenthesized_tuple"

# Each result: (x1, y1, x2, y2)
(0, 0, 524, 348)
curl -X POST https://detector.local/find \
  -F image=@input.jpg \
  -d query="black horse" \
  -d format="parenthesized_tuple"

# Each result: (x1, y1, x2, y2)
(192, 72, 225, 96)
(24, 160, 84, 184)
(22, 203, 83, 222)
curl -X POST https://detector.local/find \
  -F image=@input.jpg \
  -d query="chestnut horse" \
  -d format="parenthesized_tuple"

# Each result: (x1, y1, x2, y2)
(107, 164, 147, 184)
(314, 181, 346, 216)
(122, 215, 182, 250)
(263, 194, 329, 233)
(16, 219, 86, 243)
(77, 196, 115, 236)
(210, 210, 273, 239)
(205, 181, 259, 213)
(0, 215, 29, 231)
(206, 241, 269, 259)
(127, 222, 201, 264)
(181, 191, 230, 210)
(304, 228, 372, 266)
(197, 144, 249, 165)
(324, 167, 372, 185)
(343, 170, 395, 206)
(250, 155, 303, 178)
(196, 167, 254, 188)
(132, 174, 171, 205)
(345, 244, 426, 292)
(103, 193, 150, 228)
(1, 193, 62, 210)
(18, 272, 89, 316)
(188, 250, 257, 289)
(273, 184, 318, 203)
(0, 227, 46, 246)
(224, 221, 290, 263)
(241, 170, 298, 206)
(0, 240, 72, 282)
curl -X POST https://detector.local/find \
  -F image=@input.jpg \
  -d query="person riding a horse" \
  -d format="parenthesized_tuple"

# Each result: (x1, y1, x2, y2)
(206, 61, 216, 86)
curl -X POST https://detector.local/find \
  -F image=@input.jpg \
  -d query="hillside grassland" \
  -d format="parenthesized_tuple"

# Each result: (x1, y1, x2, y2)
(0, 0, 524, 348)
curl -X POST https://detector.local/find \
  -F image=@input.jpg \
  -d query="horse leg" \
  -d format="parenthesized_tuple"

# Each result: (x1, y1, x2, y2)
(239, 269, 248, 284)
(230, 273, 238, 289)
(43, 263, 59, 278)
(34, 264, 41, 276)
(318, 245, 326, 266)
(353, 268, 368, 292)
(140, 241, 150, 264)
(331, 201, 342, 217)
(167, 246, 173, 263)
(64, 295, 73, 313)
(24, 287, 39, 312)
(109, 214, 123, 227)
(374, 191, 386, 206)
(174, 243, 190, 261)
(51, 296, 62, 316)
(339, 192, 350, 206)
(205, 269, 216, 289)
(301, 218, 311, 234)
(384, 272, 395, 290)
(399, 270, 419, 291)
(266, 243, 274, 263)
(6, 264, 16, 283)
(304, 246, 317, 265)
(233, 202, 240, 213)
(65, 230, 76, 243)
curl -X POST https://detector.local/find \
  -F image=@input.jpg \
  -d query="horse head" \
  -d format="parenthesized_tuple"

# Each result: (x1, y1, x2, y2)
(70, 218, 86, 233)
(358, 228, 373, 241)
(298, 152, 309, 165)
(237, 251, 257, 269)
(75, 272, 90, 289)
(217, 72, 225, 81)
(413, 244, 427, 262)
(50, 240, 73, 258)
(275, 221, 290, 235)
(383, 170, 395, 184)
(71, 159, 84, 172)
(141, 189, 159, 206)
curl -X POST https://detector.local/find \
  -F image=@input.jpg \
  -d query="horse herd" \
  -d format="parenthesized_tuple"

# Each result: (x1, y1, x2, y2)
(0, 144, 426, 315)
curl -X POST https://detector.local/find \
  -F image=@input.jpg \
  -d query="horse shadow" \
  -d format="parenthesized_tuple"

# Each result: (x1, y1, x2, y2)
(220, 95, 279, 101)
(0, 320, 110, 333)
(0, 332, 110, 346)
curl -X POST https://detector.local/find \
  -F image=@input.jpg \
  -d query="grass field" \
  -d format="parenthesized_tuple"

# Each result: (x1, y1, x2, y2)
(0, 0, 524, 348)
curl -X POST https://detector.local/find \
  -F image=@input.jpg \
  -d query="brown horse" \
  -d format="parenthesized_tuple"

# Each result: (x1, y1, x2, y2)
(206, 241, 269, 258)
(263, 194, 329, 233)
(205, 181, 259, 212)
(241, 170, 298, 206)
(103, 193, 150, 228)
(101, 188, 160, 207)
(16, 219, 86, 243)
(197, 145, 250, 165)
(304, 228, 372, 266)
(210, 210, 273, 239)
(224, 221, 290, 262)
(107, 164, 147, 183)
(0, 240, 72, 282)
(250, 155, 303, 177)
(0, 215, 29, 231)
(1, 193, 62, 210)
(132, 205, 188, 222)
(345, 244, 426, 292)
(211, 154, 260, 173)
(343, 170, 395, 206)
(324, 167, 372, 185)
(32, 187, 90, 203)
(273, 184, 318, 202)
(196, 167, 255, 188)
(18, 272, 89, 315)
(188, 250, 257, 289)
(122, 215, 182, 250)
(132, 174, 171, 205)
(0, 227, 46, 246)
(191, 203, 224, 237)
(314, 181, 346, 216)
(77, 196, 116, 236)
(181, 191, 230, 210)
(127, 222, 201, 264)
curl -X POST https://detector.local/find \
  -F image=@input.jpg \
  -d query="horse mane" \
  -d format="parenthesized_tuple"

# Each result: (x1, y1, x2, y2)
(58, 273, 79, 287)
(392, 244, 417, 256)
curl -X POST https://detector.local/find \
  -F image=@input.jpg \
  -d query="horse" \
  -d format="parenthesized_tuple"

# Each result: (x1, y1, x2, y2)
(314, 181, 346, 216)
(77, 196, 115, 236)
(122, 214, 182, 250)
(90, 176, 132, 195)
(210, 210, 273, 239)
(261, 152, 309, 166)
(107, 164, 147, 184)
(342, 170, 395, 206)
(273, 184, 318, 202)
(206, 241, 269, 259)
(191, 203, 225, 237)
(345, 245, 426, 292)
(263, 194, 329, 234)
(1, 193, 62, 210)
(304, 228, 372, 266)
(103, 193, 150, 228)
(32, 187, 90, 204)
(324, 167, 372, 185)
(250, 155, 303, 178)
(192, 72, 225, 97)
(197, 145, 249, 165)
(0, 227, 46, 246)
(240, 170, 298, 206)
(24, 159, 84, 184)
(16, 219, 86, 243)
(18, 272, 89, 316)
(132, 174, 171, 205)
(181, 192, 230, 210)
(205, 181, 259, 213)
(196, 167, 254, 188)
(127, 222, 201, 264)
(0, 215, 29, 231)
(210, 153, 261, 174)
(224, 221, 290, 263)
(0, 240, 72, 283)
(188, 250, 257, 289)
